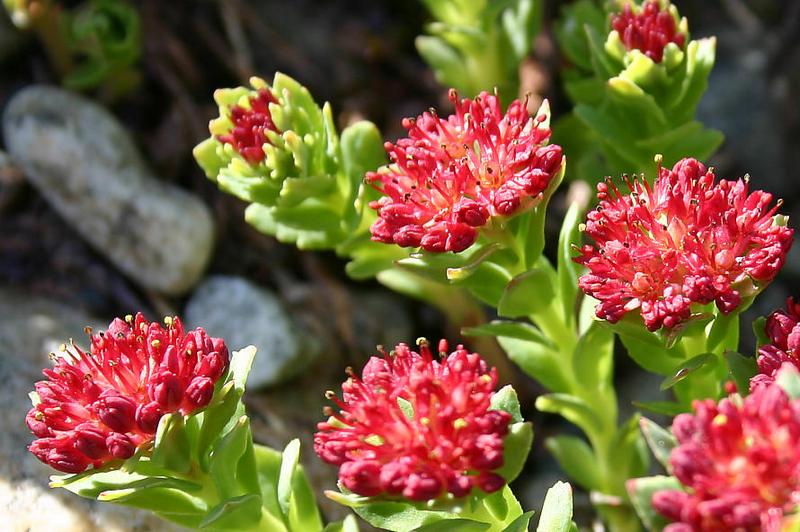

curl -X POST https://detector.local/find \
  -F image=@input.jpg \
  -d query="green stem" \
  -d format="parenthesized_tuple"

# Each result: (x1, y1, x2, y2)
(531, 299, 642, 532)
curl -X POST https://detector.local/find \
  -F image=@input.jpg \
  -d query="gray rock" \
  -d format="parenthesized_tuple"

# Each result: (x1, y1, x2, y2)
(0, 291, 180, 531)
(2, 85, 214, 295)
(184, 275, 319, 389)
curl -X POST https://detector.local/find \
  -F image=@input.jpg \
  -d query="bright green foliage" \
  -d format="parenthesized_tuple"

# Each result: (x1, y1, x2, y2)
(63, 0, 141, 92)
(48, 347, 323, 532)
(194, 73, 386, 250)
(554, 0, 723, 183)
(416, 0, 542, 97)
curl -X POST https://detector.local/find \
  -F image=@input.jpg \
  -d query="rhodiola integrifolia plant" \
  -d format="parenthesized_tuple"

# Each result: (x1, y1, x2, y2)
(554, 0, 723, 183)
(23, 1, 800, 531)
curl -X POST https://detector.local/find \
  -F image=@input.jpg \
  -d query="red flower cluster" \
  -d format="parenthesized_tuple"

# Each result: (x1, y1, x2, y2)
(217, 88, 278, 164)
(575, 158, 793, 331)
(367, 90, 563, 253)
(652, 383, 800, 531)
(314, 340, 511, 501)
(751, 298, 800, 390)
(26, 313, 229, 473)
(611, 1, 686, 63)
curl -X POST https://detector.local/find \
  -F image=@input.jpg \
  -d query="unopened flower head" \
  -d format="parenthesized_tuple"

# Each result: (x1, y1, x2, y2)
(652, 382, 800, 531)
(610, 0, 686, 63)
(216, 87, 279, 165)
(367, 90, 563, 253)
(576, 158, 793, 331)
(751, 298, 800, 390)
(26, 313, 229, 473)
(314, 339, 511, 501)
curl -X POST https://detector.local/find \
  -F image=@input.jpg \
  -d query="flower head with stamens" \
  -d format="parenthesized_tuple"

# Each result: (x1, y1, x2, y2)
(751, 298, 800, 390)
(216, 87, 279, 165)
(610, 0, 686, 63)
(367, 89, 563, 253)
(314, 339, 511, 501)
(26, 313, 229, 473)
(652, 380, 800, 531)
(575, 157, 793, 331)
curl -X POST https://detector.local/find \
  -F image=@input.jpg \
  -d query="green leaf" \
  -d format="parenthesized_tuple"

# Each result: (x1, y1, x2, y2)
(489, 385, 523, 423)
(150, 413, 191, 474)
(196, 346, 256, 461)
(253, 444, 286, 522)
(287, 462, 324, 532)
(209, 416, 255, 498)
(498, 268, 556, 318)
(198, 493, 262, 530)
(412, 520, 490, 531)
(323, 514, 360, 532)
(502, 511, 535, 532)
(415, 36, 470, 94)
(278, 439, 301, 516)
(545, 436, 602, 491)
(609, 413, 649, 480)
(536, 481, 573, 532)
(776, 365, 800, 400)
(660, 352, 718, 391)
(572, 321, 614, 391)
(495, 422, 534, 484)
(535, 394, 601, 435)
(557, 202, 583, 326)
(632, 400, 690, 417)
(725, 351, 757, 397)
(497, 337, 569, 393)
(753, 316, 770, 348)
(639, 417, 677, 471)
(626, 476, 682, 531)
(462, 320, 553, 348)
(706, 310, 740, 354)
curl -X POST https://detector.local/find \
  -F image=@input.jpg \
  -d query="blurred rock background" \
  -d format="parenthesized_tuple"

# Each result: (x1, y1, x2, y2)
(0, 0, 797, 529)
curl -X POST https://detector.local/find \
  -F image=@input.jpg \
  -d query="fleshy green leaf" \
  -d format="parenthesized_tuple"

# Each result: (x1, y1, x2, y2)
(660, 352, 718, 391)
(498, 268, 556, 318)
(725, 351, 757, 397)
(462, 320, 553, 348)
(497, 337, 570, 393)
(626, 476, 682, 531)
(502, 511, 535, 532)
(639, 417, 677, 471)
(536, 481, 573, 532)
(545, 435, 602, 491)
(572, 321, 614, 391)
(489, 385, 523, 423)
(776, 365, 800, 400)
(323, 514, 360, 532)
(557, 202, 583, 326)
(535, 393, 601, 435)
(495, 422, 533, 484)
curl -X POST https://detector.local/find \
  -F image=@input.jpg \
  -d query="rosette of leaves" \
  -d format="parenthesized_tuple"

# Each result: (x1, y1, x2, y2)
(49, 347, 326, 532)
(554, 0, 723, 183)
(194, 73, 386, 250)
(324, 386, 538, 532)
(416, 0, 542, 97)
(63, 0, 141, 93)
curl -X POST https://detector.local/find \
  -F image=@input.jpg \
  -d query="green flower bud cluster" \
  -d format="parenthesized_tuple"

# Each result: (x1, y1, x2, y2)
(415, 0, 542, 97)
(554, 0, 723, 182)
(194, 73, 385, 250)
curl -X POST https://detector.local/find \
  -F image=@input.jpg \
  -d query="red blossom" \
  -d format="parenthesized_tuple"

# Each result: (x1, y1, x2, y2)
(652, 383, 800, 531)
(314, 340, 512, 501)
(217, 88, 278, 164)
(575, 158, 793, 331)
(611, 1, 686, 63)
(367, 90, 563, 253)
(26, 313, 229, 473)
(752, 298, 800, 390)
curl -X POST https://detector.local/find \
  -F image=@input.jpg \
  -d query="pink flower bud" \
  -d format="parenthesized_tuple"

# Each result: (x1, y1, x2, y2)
(105, 432, 135, 459)
(185, 376, 215, 408)
(94, 395, 136, 433)
(135, 401, 164, 434)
